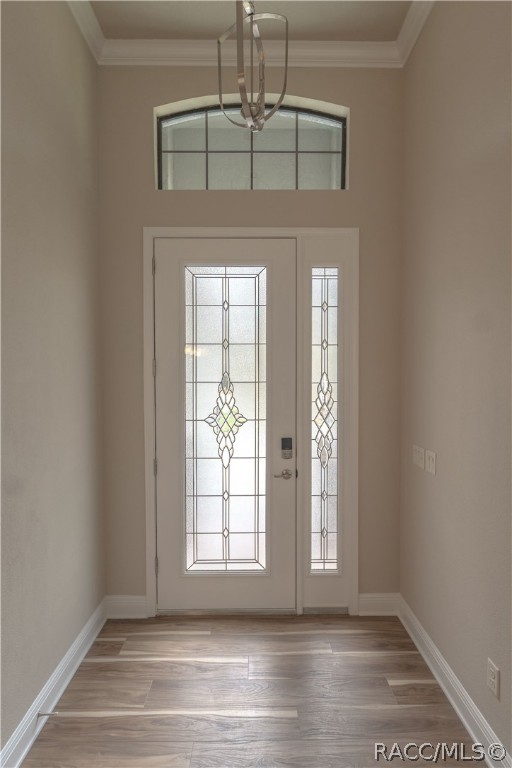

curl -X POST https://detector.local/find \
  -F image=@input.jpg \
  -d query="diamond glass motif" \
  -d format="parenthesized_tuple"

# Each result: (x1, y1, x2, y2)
(314, 372, 335, 468)
(185, 266, 267, 572)
(311, 268, 339, 572)
(205, 372, 248, 468)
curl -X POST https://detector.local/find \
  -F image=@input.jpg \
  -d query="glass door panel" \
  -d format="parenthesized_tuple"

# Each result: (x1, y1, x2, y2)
(185, 266, 266, 572)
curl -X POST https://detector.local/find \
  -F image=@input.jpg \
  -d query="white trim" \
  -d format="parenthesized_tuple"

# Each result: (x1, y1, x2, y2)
(143, 228, 359, 616)
(67, 1, 431, 69)
(0, 601, 106, 768)
(143, 227, 158, 619)
(398, 596, 512, 768)
(396, 1, 435, 65)
(154, 92, 349, 121)
(294, 240, 311, 616)
(66, 1, 105, 62)
(104, 595, 150, 619)
(358, 592, 400, 616)
(99, 38, 402, 68)
(295, 240, 305, 617)
(345, 238, 359, 615)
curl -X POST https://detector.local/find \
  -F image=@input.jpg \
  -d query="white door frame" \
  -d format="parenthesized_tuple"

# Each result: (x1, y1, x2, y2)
(143, 227, 359, 617)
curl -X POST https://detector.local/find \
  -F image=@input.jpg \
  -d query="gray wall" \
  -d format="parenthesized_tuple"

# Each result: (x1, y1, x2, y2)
(1, 1, 104, 745)
(401, 1, 511, 750)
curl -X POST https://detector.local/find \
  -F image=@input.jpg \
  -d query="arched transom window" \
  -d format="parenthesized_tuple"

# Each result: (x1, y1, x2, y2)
(158, 106, 346, 190)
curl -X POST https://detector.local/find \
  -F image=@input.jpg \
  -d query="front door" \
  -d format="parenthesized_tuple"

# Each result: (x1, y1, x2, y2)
(150, 231, 358, 613)
(155, 238, 296, 610)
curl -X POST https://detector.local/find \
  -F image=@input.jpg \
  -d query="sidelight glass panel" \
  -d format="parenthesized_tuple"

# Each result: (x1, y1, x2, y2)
(311, 267, 339, 572)
(185, 266, 267, 571)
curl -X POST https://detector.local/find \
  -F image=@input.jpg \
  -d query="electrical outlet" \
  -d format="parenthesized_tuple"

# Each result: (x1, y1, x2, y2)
(487, 658, 500, 698)
(413, 445, 425, 469)
(425, 450, 436, 475)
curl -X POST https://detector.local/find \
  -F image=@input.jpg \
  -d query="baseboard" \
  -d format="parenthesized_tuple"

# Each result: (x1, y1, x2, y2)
(104, 594, 148, 619)
(358, 592, 400, 615)
(0, 600, 106, 768)
(398, 596, 511, 768)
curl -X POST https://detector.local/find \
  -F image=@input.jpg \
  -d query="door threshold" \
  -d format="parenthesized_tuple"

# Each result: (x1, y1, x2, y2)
(156, 609, 298, 616)
(303, 606, 349, 615)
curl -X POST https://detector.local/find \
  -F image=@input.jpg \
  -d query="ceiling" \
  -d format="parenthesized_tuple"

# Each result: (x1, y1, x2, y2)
(70, 1, 433, 68)
(90, 1, 412, 43)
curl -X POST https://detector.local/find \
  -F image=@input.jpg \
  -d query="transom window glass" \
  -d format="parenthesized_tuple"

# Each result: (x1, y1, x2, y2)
(158, 107, 346, 190)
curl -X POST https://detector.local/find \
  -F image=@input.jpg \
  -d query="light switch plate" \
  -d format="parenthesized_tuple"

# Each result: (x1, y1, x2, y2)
(426, 450, 436, 475)
(413, 445, 425, 469)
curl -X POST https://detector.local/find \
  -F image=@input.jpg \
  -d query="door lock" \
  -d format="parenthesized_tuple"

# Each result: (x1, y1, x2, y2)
(281, 437, 293, 459)
(273, 469, 293, 480)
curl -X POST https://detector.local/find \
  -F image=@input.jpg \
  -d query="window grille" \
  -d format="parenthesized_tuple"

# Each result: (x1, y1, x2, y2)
(158, 106, 346, 190)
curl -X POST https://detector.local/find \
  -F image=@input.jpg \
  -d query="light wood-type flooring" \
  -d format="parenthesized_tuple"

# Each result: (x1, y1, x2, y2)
(22, 616, 473, 767)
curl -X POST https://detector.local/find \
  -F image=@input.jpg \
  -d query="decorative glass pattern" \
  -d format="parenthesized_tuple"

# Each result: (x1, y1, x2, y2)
(185, 266, 266, 572)
(206, 372, 248, 468)
(158, 107, 346, 190)
(311, 268, 339, 571)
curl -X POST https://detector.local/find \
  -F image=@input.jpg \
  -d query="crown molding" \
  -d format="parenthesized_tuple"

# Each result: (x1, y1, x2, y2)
(68, 0, 434, 69)
(100, 38, 402, 68)
(397, 1, 435, 65)
(67, 1, 105, 61)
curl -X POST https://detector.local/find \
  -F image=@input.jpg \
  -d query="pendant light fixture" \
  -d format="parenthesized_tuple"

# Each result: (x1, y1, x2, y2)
(217, 0, 289, 132)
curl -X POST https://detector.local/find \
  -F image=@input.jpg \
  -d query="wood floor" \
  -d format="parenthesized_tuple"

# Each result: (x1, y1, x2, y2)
(22, 616, 472, 767)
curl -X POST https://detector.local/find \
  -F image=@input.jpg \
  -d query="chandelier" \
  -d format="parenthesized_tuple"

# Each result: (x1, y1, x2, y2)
(217, 0, 289, 132)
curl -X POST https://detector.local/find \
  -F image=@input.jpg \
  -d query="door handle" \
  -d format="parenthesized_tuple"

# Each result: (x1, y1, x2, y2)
(273, 469, 293, 480)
